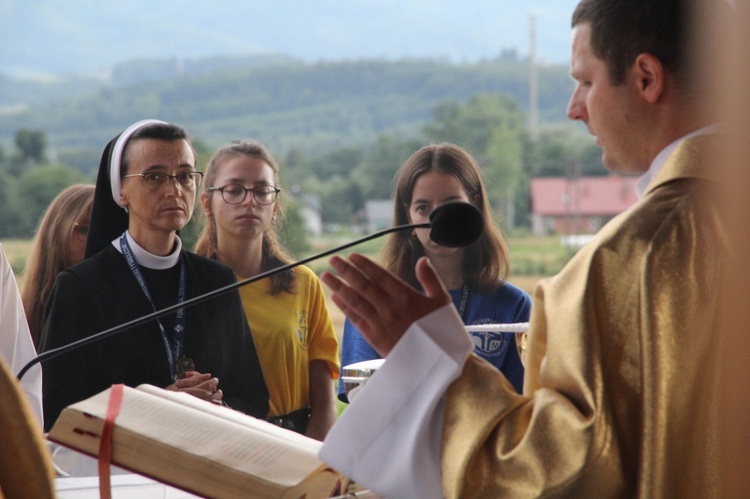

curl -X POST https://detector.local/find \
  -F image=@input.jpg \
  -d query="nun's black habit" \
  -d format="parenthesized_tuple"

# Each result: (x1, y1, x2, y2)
(39, 120, 269, 431)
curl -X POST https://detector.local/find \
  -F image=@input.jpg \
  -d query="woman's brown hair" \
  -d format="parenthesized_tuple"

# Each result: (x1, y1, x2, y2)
(21, 184, 95, 346)
(381, 143, 510, 293)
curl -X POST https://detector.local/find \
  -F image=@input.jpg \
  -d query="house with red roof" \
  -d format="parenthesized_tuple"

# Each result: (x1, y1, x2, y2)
(529, 175, 639, 236)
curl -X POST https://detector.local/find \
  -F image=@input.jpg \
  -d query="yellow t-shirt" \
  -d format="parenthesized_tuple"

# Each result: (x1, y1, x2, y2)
(239, 265, 339, 417)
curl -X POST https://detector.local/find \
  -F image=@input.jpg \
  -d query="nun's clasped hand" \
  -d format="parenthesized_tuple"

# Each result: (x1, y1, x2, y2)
(167, 371, 223, 404)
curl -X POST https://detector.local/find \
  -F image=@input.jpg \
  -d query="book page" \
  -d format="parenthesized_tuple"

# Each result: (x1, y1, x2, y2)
(62, 386, 323, 487)
(136, 384, 321, 452)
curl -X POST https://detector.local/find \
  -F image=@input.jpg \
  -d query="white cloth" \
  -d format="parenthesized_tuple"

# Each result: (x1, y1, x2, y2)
(320, 304, 472, 499)
(0, 244, 44, 427)
(110, 231, 182, 269)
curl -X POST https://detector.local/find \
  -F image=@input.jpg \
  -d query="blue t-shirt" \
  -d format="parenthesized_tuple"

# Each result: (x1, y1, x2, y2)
(338, 281, 532, 401)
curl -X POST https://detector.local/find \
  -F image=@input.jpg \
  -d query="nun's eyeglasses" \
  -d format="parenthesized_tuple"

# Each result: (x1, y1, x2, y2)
(124, 171, 204, 189)
(208, 184, 280, 205)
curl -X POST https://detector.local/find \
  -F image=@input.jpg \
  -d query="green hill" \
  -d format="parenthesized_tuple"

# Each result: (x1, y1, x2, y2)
(0, 57, 572, 166)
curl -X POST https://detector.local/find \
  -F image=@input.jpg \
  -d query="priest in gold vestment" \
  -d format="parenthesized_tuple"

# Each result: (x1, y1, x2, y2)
(320, 0, 733, 497)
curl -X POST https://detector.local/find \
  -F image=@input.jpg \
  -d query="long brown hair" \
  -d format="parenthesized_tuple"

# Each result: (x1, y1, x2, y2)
(381, 143, 510, 293)
(194, 139, 295, 295)
(22, 184, 95, 346)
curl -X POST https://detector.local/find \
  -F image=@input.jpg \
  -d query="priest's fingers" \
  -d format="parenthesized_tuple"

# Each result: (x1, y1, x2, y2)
(322, 259, 381, 338)
(340, 253, 426, 308)
(343, 253, 450, 314)
(415, 256, 451, 301)
(323, 254, 448, 356)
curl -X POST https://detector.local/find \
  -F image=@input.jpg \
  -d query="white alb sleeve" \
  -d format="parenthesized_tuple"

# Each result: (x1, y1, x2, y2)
(0, 244, 44, 428)
(320, 304, 472, 499)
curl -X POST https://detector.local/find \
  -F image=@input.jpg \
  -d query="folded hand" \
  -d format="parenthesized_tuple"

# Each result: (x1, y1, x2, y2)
(166, 371, 223, 404)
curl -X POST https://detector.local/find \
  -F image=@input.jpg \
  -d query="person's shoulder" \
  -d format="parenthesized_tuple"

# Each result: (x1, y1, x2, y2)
(65, 245, 121, 276)
(181, 251, 236, 279)
(493, 280, 531, 301)
(293, 265, 328, 295)
(293, 265, 318, 281)
(584, 175, 705, 262)
(47, 246, 123, 296)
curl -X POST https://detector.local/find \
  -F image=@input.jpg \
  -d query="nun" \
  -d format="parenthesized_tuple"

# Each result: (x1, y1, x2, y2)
(39, 119, 269, 431)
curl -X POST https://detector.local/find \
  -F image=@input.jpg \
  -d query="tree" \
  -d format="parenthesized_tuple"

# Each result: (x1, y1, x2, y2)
(531, 126, 603, 178)
(485, 126, 525, 229)
(58, 147, 103, 177)
(304, 175, 360, 225)
(14, 128, 47, 166)
(352, 134, 422, 201)
(278, 196, 309, 257)
(307, 147, 363, 181)
(0, 176, 21, 238)
(16, 164, 87, 236)
(281, 146, 308, 187)
(0, 142, 7, 171)
(422, 93, 527, 226)
(191, 137, 213, 172)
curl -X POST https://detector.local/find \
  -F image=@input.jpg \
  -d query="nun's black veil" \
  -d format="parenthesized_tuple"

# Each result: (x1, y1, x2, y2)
(84, 119, 169, 258)
(84, 134, 129, 258)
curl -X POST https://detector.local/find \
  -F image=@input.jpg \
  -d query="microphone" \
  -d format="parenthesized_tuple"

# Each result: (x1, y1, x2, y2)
(428, 201, 484, 247)
(18, 201, 483, 380)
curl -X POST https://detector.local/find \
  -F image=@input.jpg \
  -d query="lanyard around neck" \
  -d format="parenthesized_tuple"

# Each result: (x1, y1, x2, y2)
(457, 282, 470, 321)
(419, 281, 471, 321)
(120, 233, 186, 381)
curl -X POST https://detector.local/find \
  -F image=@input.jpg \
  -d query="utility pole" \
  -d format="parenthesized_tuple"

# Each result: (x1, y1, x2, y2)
(529, 13, 539, 142)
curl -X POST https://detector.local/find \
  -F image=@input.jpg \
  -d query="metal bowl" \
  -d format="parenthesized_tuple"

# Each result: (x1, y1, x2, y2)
(339, 324, 530, 401)
(341, 358, 385, 400)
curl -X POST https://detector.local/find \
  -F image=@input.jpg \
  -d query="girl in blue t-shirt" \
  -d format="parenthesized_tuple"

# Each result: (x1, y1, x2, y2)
(338, 143, 531, 402)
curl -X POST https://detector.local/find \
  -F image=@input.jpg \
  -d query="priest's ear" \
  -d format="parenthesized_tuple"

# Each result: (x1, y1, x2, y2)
(632, 53, 666, 104)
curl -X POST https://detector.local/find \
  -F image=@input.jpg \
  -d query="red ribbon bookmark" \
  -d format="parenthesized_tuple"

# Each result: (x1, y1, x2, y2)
(98, 383, 124, 499)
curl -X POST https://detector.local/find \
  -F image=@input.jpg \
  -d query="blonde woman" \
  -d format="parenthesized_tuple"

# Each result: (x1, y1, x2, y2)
(22, 184, 95, 346)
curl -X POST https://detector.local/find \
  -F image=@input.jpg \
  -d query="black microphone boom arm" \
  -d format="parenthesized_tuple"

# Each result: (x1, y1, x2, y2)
(17, 222, 429, 381)
(19, 200, 484, 381)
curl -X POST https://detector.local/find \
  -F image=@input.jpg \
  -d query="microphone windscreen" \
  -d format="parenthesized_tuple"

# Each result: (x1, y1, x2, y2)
(428, 202, 484, 247)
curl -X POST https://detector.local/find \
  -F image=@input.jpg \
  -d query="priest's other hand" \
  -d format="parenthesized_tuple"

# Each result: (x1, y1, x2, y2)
(322, 254, 451, 356)
(167, 371, 223, 404)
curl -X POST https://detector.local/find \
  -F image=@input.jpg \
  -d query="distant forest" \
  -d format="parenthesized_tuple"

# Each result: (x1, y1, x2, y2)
(0, 55, 606, 239)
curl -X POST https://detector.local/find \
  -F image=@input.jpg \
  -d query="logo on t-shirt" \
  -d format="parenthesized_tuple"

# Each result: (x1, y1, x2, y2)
(295, 310, 309, 348)
(468, 322, 510, 359)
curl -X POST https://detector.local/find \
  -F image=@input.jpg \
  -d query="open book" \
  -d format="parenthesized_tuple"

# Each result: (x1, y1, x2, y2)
(48, 384, 353, 498)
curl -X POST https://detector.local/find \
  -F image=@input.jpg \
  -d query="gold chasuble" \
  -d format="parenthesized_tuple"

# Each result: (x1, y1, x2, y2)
(0, 358, 55, 498)
(442, 136, 729, 497)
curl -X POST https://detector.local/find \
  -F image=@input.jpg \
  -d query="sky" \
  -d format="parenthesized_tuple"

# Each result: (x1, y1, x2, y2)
(0, 0, 580, 77)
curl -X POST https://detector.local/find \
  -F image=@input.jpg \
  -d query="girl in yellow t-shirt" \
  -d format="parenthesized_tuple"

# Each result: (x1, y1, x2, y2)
(195, 139, 338, 441)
